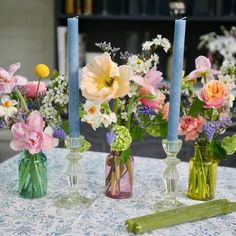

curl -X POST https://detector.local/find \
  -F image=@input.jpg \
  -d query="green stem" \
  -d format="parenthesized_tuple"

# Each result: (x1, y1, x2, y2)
(15, 89, 28, 112)
(19, 160, 31, 192)
(113, 98, 119, 114)
(126, 96, 136, 131)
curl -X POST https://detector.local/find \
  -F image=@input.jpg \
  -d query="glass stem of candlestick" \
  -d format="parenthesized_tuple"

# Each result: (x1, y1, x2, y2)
(154, 139, 185, 211)
(55, 137, 91, 209)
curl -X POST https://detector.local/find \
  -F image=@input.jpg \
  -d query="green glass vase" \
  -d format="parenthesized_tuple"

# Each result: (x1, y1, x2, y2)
(18, 150, 47, 199)
(188, 144, 218, 201)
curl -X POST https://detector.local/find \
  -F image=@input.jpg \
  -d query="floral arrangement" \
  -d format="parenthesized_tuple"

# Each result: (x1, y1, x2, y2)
(198, 26, 236, 69)
(180, 55, 236, 199)
(0, 63, 69, 154)
(80, 36, 171, 150)
(180, 55, 236, 157)
(80, 35, 171, 197)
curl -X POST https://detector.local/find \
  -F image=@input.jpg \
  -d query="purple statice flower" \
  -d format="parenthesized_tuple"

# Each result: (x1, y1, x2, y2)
(53, 126, 66, 140)
(138, 106, 156, 115)
(204, 124, 215, 142)
(106, 131, 116, 146)
(204, 117, 232, 141)
(17, 108, 27, 122)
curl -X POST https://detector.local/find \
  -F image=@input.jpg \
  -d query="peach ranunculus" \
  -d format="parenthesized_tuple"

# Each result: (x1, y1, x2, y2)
(23, 81, 47, 98)
(161, 102, 169, 120)
(80, 52, 131, 102)
(198, 80, 229, 108)
(10, 110, 53, 154)
(179, 115, 205, 141)
(140, 89, 165, 110)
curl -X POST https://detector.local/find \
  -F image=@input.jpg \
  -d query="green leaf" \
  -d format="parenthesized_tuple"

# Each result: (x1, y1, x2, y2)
(120, 147, 131, 163)
(50, 70, 59, 80)
(209, 140, 227, 160)
(189, 98, 204, 117)
(213, 143, 227, 160)
(61, 120, 69, 135)
(131, 125, 145, 141)
(146, 124, 160, 137)
(160, 122, 168, 139)
(142, 94, 157, 100)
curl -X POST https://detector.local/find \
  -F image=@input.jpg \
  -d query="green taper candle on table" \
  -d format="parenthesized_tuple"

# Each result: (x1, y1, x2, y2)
(126, 199, 236, 234)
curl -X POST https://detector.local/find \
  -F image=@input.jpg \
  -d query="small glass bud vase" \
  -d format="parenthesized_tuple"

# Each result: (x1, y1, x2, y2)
(18, 150, 47, 199)
(188, 144, 218, 201)
(105, 150, 134, 199)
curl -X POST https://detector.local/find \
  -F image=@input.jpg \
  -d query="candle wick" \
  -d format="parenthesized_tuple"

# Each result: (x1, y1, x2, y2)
(180, 16, 187, 20)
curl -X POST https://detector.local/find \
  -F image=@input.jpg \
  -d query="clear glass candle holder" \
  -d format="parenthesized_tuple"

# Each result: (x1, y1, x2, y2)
(154, 139, 185, 211)
(55, 136, 92, 209)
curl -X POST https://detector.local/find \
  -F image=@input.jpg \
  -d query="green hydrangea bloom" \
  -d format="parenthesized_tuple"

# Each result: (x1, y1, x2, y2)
(221, 135, 236, 155)
(111, 125, 132, 151)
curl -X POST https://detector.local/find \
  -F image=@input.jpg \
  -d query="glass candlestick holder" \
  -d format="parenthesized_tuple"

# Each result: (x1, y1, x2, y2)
(154, 139, 185, 211)
(55, 136, 92, 209)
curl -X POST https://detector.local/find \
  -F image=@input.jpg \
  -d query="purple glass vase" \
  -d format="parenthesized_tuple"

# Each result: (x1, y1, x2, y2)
(105, 151, 134, 199)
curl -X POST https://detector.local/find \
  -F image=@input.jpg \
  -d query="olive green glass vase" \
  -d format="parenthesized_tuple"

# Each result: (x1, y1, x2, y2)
(18, 150, 47, 199)
(188, 144, 218, 201)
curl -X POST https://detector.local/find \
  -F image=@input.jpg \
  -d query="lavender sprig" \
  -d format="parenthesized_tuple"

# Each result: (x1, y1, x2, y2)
(106, 131, 116, 147)
(0, 120, 6, 129)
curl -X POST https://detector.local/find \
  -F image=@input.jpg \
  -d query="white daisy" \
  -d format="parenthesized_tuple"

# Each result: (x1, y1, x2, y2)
(0, 95, 18, 120)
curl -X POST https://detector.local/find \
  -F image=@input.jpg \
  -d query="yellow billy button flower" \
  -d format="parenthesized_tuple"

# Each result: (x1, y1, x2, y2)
(34, 64, 50, 79)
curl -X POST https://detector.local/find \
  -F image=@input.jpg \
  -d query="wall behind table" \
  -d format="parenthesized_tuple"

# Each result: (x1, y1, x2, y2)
(0, 0, 54, 79)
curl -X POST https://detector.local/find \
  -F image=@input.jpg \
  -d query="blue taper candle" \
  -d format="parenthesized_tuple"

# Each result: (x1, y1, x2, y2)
(68, 17, 80, 138)
(167, 19, 186, 141)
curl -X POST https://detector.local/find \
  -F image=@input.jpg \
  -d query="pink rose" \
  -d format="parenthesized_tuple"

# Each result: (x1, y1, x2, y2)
(198, 80, 229, 108)
(179, 115, 205, 141)
(23, 81, 47, 98)
(10, 111, 53, 154)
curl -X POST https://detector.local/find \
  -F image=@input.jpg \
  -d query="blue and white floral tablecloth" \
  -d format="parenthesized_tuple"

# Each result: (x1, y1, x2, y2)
(0, 148, 236, 236)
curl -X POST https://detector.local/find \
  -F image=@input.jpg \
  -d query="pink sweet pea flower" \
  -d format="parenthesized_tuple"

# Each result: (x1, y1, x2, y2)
(179, 115, 205, 141)
(198, 80, 229, 108)
(23, 81, 47, 98)
(140, 89, 165, 110)
(10, 110, 53, 154)
(132, 66, 163, 96)
(187, 56, 219, 82)
(0, 63, 28, 94)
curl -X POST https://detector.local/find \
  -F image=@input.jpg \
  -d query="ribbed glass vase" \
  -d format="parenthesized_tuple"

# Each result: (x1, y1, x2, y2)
(105, 151, 133, 199)
(18, 150, 47, 199)
(188, 144, 218, 201)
